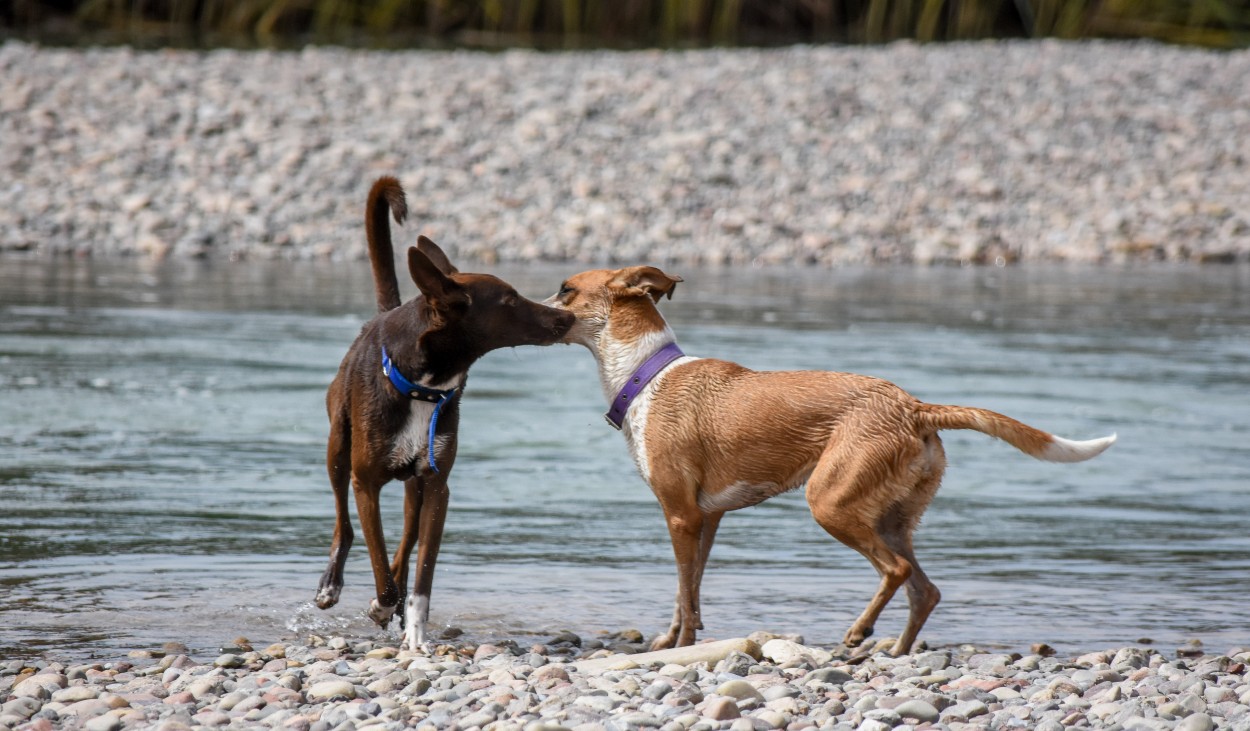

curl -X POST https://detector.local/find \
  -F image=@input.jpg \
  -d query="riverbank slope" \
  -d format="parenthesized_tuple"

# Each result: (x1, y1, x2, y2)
(2, 41, 1248, 265)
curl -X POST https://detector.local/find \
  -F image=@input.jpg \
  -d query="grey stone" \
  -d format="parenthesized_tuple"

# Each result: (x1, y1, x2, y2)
(643, 680, 674, 700)
(913, 651, 951, 671)
(306, 680, 356, 701)
(83, 715, 124, 731)
(863, 708, 902, 726)
(702, 697, 740, 721)
(893, 699, 940, 723)
(716, 681, 764, 703)
(1, 697, 43, 720)
(761, 685, 798, 702)
(806, 668, 854, 685)
(1177, 714, 1215, 731)
(617, 712, 664, 728)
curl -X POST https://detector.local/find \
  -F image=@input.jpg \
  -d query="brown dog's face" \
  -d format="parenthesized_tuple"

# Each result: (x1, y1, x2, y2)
(453, 272, 575, 350)
(408, 238, 574, 355)
(545, 266, 682, 348)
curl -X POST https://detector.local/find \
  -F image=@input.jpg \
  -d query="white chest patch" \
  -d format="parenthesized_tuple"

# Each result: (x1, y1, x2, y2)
(622, 355, 700, 485)
(391, 400, 437, 469)
(389, 377, 461, 470)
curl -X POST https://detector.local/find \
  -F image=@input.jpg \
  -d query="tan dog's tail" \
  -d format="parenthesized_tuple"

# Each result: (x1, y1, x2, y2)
(366, 176, 408, 312)
(917, 402, 1116, 463)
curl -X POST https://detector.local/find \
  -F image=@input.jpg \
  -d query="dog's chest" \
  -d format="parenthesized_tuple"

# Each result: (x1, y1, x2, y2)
(622, 356, 699, 485)
(390, 400, 437, 469)
(389, 376, 461, 470)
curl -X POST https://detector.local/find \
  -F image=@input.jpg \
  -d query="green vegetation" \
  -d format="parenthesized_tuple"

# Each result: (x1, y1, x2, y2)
(5, 0, 1249, 47)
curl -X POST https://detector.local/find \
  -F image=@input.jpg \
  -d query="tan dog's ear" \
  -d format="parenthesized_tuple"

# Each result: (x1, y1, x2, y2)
(610, 266, 683, 303)
(416, 236, 459, 275)
(408, 246, 466, 309)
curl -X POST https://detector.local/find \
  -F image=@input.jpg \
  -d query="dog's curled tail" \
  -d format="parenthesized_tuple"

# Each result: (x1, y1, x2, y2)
(366, 176, 409, 313)
(917, 402, 1116, 463)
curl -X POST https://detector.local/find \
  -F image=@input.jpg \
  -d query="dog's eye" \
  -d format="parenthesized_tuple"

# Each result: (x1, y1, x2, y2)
(558, 284, 574, 298)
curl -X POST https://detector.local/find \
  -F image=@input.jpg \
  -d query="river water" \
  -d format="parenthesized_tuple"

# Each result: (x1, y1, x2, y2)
(1, 259, 1247, 661)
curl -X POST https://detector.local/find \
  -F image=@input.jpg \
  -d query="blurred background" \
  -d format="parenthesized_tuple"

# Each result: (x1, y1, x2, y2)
(3, 0, 1248, 48)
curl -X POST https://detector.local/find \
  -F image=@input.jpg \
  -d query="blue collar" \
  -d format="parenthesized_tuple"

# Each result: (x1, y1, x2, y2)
(381, 346, 458, 473)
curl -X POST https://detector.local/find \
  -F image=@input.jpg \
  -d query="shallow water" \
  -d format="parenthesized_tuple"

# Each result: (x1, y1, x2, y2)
(1, 258, 1248, 661)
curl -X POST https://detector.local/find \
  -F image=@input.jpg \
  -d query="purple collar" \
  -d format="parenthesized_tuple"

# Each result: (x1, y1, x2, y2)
(605, 342, 685, 430)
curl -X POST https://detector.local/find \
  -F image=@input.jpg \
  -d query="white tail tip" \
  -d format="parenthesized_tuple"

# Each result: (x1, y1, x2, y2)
(1040, 433, 1117, 463)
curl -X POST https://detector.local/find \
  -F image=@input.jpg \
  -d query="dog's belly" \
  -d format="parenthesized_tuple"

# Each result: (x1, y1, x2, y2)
(697, 464, 815, 513)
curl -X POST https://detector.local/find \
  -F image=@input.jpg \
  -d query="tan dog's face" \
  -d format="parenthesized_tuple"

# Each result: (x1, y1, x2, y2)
(545, 267, 682, 348)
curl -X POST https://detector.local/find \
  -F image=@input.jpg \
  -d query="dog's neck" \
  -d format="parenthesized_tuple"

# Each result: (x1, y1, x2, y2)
(379, 303, 471, 390)
(587, 315, 681, 406)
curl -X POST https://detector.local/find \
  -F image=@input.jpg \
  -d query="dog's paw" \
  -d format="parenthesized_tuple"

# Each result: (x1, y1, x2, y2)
(402, 622, 432, 654)
(843, 625, 874, 648)
(649, 633, 676, 652)
(367, 599, 398, 628)
(314, 586, 341, 610)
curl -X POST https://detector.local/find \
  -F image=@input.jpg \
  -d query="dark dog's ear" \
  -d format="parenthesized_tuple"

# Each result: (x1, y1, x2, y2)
(610, 266, 683, 303)
(408, 246, 465, 309)
(417, 236, 459, 275)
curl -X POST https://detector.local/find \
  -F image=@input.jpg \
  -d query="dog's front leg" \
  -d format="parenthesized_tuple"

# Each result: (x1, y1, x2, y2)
(652, 505, 705, 650)
(389, 477, 423, 617)
(403, 477, 450, 652)
(353, 477, 401, 627)
(652, 508, 722, 650)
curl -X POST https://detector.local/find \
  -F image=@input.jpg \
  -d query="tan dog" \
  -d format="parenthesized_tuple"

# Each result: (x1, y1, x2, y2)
(546, 266, 1115, 655)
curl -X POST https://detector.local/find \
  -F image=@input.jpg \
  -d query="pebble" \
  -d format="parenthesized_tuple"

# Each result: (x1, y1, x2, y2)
(2, 638, 1249, 730)
(701, 696, 741, 720)
(1, 41, 1248, 265)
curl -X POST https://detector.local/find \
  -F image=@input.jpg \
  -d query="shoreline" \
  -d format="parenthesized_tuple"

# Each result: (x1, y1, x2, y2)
(3, 632, 1247, 730)
(3, 41, 1249, 265)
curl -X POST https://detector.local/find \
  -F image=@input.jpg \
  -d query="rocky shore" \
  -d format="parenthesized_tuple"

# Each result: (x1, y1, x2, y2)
(2, 40, 1249, 265)
(3, 632, 1248, 731)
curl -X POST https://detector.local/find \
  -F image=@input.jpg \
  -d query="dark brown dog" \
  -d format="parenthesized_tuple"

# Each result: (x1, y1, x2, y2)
(315, 176, 574, 650)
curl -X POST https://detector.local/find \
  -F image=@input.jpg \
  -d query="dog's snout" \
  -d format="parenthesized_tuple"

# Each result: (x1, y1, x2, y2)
(552, 309, 575, 336)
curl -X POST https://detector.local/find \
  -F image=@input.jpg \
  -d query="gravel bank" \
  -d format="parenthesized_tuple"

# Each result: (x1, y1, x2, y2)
(2, 40, 1248, 265)
(3, 632, 1249, 731)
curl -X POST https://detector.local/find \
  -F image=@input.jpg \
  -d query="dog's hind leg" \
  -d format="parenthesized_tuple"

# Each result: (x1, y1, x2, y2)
(355, 475, 401, 627)
(806, 438, 922, 653)
(888, 533, 940, 656)
(887, 444, 945, 655)
(315, 421, 353, 609)
(403, 478, 450, 652)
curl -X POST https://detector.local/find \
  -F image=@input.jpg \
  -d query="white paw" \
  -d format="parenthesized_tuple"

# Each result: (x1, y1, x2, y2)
(367, 598, 398, 627)
(402, 595, 431, 652)
(314, 586, 341, 609)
